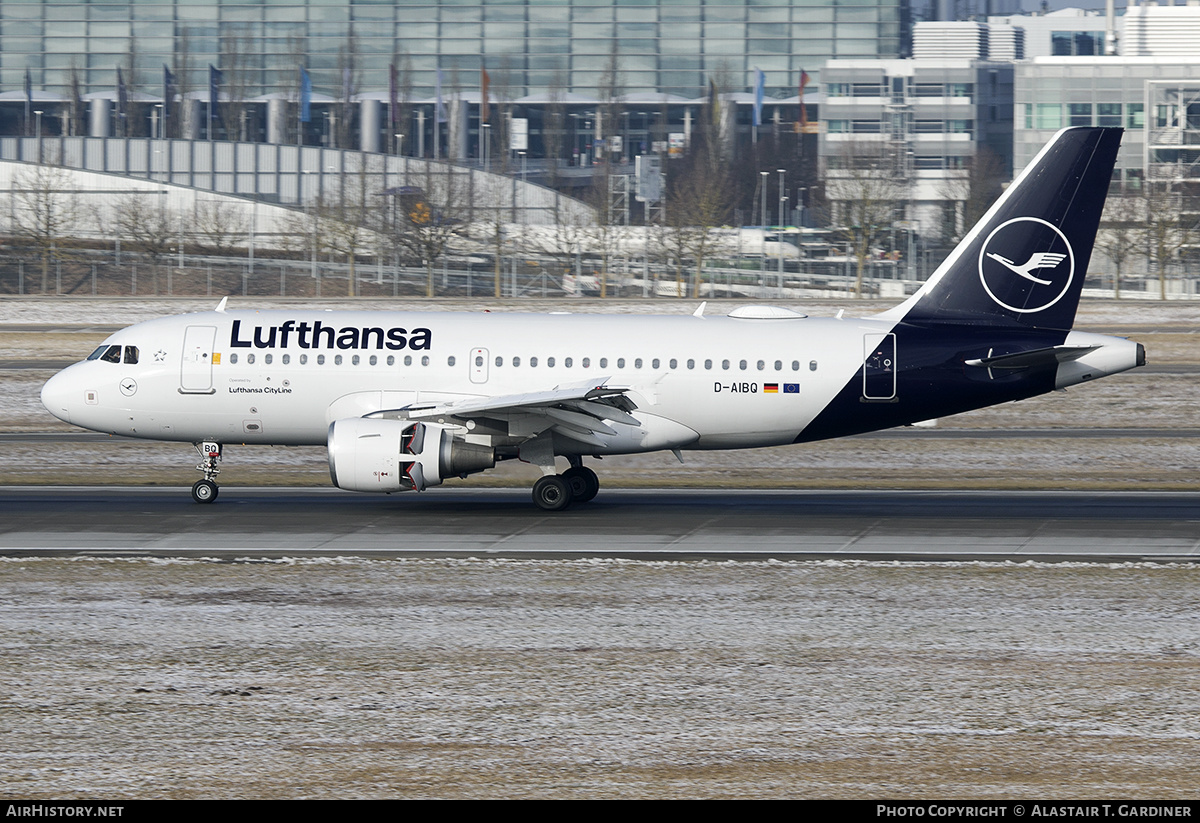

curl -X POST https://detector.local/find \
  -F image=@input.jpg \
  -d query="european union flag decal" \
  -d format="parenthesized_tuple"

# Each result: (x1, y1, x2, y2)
(783, 383, 800, 394)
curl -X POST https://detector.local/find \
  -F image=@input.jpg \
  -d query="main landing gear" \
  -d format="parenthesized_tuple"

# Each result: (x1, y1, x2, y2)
(531, 465, 600, 512)
(192, 441, 222, 504)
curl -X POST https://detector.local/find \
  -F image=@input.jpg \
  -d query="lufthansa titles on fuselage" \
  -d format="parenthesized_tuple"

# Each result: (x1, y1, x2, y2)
(230, 319, 432, 351)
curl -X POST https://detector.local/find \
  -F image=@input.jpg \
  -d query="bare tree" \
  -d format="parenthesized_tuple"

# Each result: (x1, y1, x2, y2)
(825, 143, 908, 297)
(574, 170, 626, 297)
(962, 149, 1007, 233)
(1095, 193, 1143, 299)
(335, 32, 361, 150)
(596, 42, 623, 166)
(390, 50, 414, 155)
(7, 163, 81, 293)
(383, 165, 467, 297)
(109, 193, 178, 295)
(1142, 178, 1197, 300)
(528, 197, 594, 295)
(485, 56, 514, 173)
(219, 27, 255, 142)
(663, 149, 734, 297)
(312, 167, 375, 296)
(67, 60, 86, 137)
(542, 67, 568, 188)
(193, 198, 241, 254)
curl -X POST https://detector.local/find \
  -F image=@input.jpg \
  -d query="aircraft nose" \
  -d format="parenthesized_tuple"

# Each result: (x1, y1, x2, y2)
(41, 370, 75, 425)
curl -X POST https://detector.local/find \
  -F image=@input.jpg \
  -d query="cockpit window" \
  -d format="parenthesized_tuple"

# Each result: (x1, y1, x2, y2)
(123, 346, 139, 365)
(100, 345, 122, 363)
(86, 346, 108, 361)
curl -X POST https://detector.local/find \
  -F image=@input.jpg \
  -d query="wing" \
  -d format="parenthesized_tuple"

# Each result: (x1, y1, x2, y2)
(367, 378, 640, 448)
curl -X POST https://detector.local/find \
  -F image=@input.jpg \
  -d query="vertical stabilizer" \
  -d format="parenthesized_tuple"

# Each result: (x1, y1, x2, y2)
(882, 127, 1122, 331)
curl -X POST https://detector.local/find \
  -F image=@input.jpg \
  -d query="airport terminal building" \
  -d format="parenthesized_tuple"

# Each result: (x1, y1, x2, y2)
(1, 0, 913, 156)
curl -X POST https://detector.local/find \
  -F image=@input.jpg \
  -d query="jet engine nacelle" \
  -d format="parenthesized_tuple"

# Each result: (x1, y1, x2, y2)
(327, 418, 495, 493)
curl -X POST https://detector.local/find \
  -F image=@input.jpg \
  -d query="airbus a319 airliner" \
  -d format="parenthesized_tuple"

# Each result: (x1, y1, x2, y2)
(41, 127, 1144, 510)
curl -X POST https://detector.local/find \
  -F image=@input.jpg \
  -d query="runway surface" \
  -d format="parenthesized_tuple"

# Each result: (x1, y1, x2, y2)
(3, 486, 1199, 562)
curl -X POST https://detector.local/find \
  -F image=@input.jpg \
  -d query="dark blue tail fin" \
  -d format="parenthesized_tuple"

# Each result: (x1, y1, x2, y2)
(884, 127, 1122, 331)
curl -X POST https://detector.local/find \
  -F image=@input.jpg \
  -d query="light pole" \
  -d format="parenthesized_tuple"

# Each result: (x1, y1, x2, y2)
(777, 169, 787, 289)
(34, 110, 43, 163)
(759, 170, 768, 275)
(797, 186, 808, 277)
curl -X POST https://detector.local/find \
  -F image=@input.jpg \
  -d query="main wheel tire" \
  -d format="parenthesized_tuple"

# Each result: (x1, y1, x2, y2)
(191, 479, 218, 504)
(532, 475, 572, 512)
(563, 466, 600, 503)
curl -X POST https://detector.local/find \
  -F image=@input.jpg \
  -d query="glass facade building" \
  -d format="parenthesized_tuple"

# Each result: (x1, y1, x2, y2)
(3, 0, 907, 101)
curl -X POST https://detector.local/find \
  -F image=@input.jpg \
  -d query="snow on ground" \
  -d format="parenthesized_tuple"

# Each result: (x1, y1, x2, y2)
(1, 557, 1198, 798)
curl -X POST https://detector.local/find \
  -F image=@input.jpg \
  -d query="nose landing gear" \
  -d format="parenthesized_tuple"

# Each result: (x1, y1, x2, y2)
(192, 441, 222, 504)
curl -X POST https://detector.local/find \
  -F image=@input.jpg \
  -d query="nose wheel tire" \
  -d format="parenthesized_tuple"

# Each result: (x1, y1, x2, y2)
(532, 475, 572, 511)
(191, 479, 219, 504)
(563, 466, 600, 503)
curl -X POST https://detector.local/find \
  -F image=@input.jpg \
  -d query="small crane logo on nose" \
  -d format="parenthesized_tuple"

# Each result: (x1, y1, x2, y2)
(120, 379, 138, 397)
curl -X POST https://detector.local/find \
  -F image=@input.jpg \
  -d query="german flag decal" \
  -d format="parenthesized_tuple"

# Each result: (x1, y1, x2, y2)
(764, 383, 779, 393)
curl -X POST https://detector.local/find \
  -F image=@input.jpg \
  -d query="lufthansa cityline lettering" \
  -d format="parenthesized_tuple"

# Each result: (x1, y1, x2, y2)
(230, 320, 432, 351)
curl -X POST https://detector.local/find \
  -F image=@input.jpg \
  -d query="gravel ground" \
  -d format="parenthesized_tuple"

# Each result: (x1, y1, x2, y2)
(2, 557, 1199, 800)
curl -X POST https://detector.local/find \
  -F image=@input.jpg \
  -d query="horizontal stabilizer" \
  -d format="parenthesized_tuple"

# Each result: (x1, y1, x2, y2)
(965, 345, 1100, 370)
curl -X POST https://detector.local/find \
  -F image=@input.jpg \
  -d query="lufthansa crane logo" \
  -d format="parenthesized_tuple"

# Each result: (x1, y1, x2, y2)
(978, 217, 1075, 314)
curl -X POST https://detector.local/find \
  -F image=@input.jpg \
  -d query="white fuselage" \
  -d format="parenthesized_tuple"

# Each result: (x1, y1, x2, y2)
(41, 308, 893, 452)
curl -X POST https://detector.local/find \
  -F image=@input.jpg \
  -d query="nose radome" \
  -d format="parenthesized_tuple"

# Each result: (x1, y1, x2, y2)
(41, 370, 74, 425)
